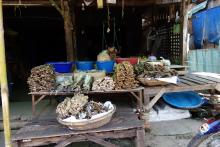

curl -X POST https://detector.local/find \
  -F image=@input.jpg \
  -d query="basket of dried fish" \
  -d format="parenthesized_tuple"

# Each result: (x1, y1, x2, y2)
(135, 62, 178, 86)
(138, 77, 168, 86)
(56, 94, 116, 130)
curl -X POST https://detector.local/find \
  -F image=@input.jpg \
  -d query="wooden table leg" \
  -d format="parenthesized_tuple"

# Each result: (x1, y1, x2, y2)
(130, 90, 143, 112)
(143, 89, 150, 109)
(32, 95, 35, 116)
(135, 129, 145, 147)
(145, 88, 166, 111)
(139, 90, 143, 111)
(142, 90, 150, 129)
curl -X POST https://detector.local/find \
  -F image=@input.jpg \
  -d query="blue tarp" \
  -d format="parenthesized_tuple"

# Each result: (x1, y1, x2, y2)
(192, 6, 220, 48)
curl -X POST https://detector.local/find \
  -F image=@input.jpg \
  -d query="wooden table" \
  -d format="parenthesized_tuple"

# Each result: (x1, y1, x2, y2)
(30, 87, 145, 117)
(144, 74, 220, 111)
(12, 106, 145, 147)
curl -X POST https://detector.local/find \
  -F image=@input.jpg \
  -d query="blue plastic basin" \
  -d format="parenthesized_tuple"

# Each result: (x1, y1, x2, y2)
(96, 60, 115, 73)
(47, 62, 73, 73)
(162, 91, 203, 109)
(76, 61, 94, 71)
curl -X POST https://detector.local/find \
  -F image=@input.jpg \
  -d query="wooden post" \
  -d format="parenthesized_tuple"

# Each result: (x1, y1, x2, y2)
(181, 0, 188, 65)
(62, 1, 76, 61)
(0, 0, 12, 146)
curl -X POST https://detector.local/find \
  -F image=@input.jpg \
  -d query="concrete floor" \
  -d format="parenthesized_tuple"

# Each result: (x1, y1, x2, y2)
(0, 100, 203, 147)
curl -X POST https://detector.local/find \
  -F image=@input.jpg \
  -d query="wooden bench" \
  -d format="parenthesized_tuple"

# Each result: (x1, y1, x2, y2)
(12, 106, 145, 147)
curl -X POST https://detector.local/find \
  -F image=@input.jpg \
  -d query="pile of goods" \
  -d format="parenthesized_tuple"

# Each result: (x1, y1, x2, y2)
(114, 61, 138, 89)
(72, 74, 94, 92)
(97, 50, 111, 61)
(27, 64, 56, 92)
(56, 74, 93, 92)
(97, 48, 117, 61)
(56, 94, 88, 118)
(56, 74, 94, 93)
(92, 76, 115, 91)
(56, 94, 114, 120)
(134, 62, 177, 79)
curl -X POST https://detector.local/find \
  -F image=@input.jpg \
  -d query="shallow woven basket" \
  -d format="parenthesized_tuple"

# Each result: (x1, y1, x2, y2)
(57, 105, 116, 130)
(138, 78, 168, 86)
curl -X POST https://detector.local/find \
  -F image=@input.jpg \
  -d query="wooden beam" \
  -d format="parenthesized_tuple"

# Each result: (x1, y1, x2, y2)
(0, 0, 12, 146)
(181, 0, 189, 65)
(3, 0, 54, 6)
(3, 0, 181, 7)
(62, 1, 75, 61)
(76, 0, 155, 7)
(145, 88, 166, 111)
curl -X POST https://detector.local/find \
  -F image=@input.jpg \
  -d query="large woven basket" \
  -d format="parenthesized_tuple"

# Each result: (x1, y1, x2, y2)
(57, 105, 116, 130)
(138, 78, 168, 86)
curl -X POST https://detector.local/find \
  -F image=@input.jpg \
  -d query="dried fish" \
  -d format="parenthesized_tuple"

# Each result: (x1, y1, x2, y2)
(135, 62, 178, 79)
(27, 64, 56, 92)
(56, 94, 89, 119)
(115, 61, 138, 90)
(92, 76, 115, 91)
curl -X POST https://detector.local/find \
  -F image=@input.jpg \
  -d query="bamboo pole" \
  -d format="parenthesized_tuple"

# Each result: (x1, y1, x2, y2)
(0, 0, 12, 146)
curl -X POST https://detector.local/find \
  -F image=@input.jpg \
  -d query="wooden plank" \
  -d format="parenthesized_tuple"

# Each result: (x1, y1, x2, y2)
(185, 75, 215, 84)
(178, 78, 198, 86)
(165, 84, 215, 93)
(55, 135, 86, 147)
(195, 75, 220, 83)
(180, 76, 206, 85)
(86, 135, 118, 147)
(144, 83, 216, 96)
(176, 81, 189, 87)
(29, 87, 144, 95)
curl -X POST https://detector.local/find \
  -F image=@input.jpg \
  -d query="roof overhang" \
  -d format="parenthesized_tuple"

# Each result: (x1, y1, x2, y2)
(3, 0, 181, 7)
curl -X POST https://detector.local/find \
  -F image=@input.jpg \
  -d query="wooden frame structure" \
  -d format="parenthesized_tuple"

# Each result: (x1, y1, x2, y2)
(0, 0, 190, 146)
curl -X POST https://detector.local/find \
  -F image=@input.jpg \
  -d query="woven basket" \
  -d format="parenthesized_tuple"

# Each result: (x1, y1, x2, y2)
(57, 105, 116, 130)
(138, 78, 168, 86)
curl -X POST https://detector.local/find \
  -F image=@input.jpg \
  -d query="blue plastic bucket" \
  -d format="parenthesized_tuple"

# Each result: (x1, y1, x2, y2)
(96, 60, 115, 73)
(47, 62, 73, 73)
(76, 61, 94, 71)
(162, 91, 203, 109)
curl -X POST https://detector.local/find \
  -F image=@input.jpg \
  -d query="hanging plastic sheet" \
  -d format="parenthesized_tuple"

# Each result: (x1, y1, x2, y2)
(192, 6, 220, 48)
